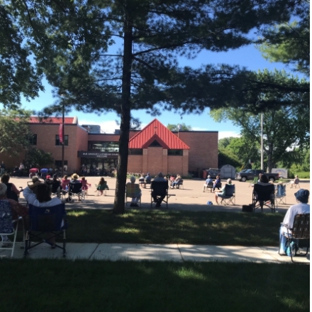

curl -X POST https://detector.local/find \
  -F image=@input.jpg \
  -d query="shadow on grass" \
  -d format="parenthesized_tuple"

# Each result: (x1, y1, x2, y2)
(64, 208, 283, 246)
(0, 259, 309, 312)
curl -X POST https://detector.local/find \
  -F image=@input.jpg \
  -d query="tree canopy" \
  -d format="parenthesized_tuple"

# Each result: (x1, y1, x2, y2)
(0, 108, 33, 155)
(0, 3, 42, 106)
(210, 104, 309, 172)
(257, 0, 309, 76)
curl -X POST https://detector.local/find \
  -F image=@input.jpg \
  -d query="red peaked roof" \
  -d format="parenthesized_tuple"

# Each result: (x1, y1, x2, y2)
(129, 119, 190, 149)
(29, 116, 77, 124)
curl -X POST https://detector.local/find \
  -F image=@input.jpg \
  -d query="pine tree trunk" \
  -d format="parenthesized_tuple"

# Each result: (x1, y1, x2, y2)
(113, 11, 132, 214)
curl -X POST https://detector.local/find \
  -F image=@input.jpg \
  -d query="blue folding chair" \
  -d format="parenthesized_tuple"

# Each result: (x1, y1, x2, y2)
(24, 203, 67, 257)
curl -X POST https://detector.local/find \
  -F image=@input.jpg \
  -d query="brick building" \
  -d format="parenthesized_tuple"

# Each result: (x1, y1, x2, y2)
(1, 117, 218, 176)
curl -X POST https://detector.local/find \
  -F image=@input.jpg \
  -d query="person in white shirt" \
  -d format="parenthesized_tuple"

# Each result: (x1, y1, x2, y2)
(279, 189, 310, 254)
(23, 182, 63, 248)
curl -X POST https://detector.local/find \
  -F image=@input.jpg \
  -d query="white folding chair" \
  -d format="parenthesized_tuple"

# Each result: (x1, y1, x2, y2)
(0, 201, 21, 257)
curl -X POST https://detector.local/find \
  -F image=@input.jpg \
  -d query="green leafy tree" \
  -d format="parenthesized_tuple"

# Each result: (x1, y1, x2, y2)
(167, 123, 192, 132)
(10, 0, 299, 213)
(0, 108, 33, 155)
(0, 3, 42, 106)
(218, 136, 260, 169)
(210, 104, 309, 172)
(24, 147, 54, 168)
(257, 0, 309, 76)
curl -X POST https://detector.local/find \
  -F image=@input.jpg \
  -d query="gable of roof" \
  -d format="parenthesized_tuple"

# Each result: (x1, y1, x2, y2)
(29, 116, 77, 124)
(129, 119, 190, 149)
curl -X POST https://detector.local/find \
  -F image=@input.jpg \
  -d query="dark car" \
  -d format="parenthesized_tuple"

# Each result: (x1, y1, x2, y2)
(206, 168, 220, 179)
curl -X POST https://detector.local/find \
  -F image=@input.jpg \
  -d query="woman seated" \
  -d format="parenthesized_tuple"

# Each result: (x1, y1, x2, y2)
(126, 176, 141, 207)
(47, 174, 61, 197)
(81, 176, 91, 194)
(23, 181, 63, 248)
(290, 175, 300, 188)
(61, 175, 70, 192)
(1, 174, 20, 202)
(171, 174, 181, 188)
(212, 175, 222, 191)
(96, 177, 109, 195)
(214, 178, 232, 204)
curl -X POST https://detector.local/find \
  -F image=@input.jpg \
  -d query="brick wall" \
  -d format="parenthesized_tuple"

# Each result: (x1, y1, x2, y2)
(178, 131, 218, 173)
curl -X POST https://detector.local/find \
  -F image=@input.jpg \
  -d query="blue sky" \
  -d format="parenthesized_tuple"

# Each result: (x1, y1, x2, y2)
(20, 43, 288, 140)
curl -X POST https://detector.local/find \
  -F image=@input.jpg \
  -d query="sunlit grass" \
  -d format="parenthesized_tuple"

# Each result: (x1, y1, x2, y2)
(65, 209, 284, 245)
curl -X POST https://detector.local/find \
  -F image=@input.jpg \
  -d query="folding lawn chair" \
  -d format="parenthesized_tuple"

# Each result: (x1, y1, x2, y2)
(0, 201, 21, 257)
(252, 184, 275, 212)
(218, 184, 235, 205)
(69, 182, 83, 202)
(125, 183, 141, 207)
(203, 182, 213, 192)
(151, 180, 169, 208)
(275, 183, 286, 205)
(279, 213, 310, 263)
(24, 203, 68, 257)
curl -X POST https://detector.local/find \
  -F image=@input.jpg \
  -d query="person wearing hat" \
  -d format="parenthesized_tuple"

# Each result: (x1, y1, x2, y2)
(279, 189, 310, 255)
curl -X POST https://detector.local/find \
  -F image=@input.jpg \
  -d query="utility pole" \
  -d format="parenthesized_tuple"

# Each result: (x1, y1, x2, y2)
(260, 113, 264, 171)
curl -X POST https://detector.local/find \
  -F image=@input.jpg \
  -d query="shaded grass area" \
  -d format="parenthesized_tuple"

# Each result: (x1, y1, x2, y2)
(64, 209, 283, 246)
(0, 259, 309, 312)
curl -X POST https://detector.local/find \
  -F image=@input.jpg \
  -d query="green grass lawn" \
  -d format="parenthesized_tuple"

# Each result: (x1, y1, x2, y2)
(5, 209, 309, 312)
(0, 259, 309, 312)
(64, 209, 283, 246)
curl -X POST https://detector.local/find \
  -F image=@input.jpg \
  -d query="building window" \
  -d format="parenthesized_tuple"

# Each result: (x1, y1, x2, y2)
(168, 149, 183, 156)
(88, 141, 119, 153)
(28, 134, 37, 145)
(129, 149, 143, 155)
(56, 135, 68, 146)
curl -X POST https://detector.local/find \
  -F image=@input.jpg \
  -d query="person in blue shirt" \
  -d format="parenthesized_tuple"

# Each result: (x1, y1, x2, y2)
(212, 175, 222, 191)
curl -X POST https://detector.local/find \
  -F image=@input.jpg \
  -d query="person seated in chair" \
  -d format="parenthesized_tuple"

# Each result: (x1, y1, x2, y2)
(257, 174, 270, 186)
(203, 175, 214, 192)
(1, 174, 20, 202)
(23, 181, 62, 248)
(290, 175, 300, 188)
(152, 172, 167, 208)
(127, 176, 141, 207)
(212, 175, 222, 191)
(69, 173, 82, 201)
(279, 189, 310, 255)
(96, 177, 109, 195)
(138, 173, 145, 188)
(214, 178, 232, 204)
(46, 174, 61, 198)
(81, 176, 91, 195)
(0, 183, 28, 247)
(144, 173, 152, 188)
(171, 174, 181, 188)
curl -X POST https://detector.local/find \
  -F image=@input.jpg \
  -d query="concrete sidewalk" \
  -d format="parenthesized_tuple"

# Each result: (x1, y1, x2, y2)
(1, 242, 309, 264)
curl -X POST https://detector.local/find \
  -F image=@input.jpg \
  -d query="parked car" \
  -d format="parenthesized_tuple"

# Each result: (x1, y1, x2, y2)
(235, 169, 279, 182)
(206, 168, 220, 179)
